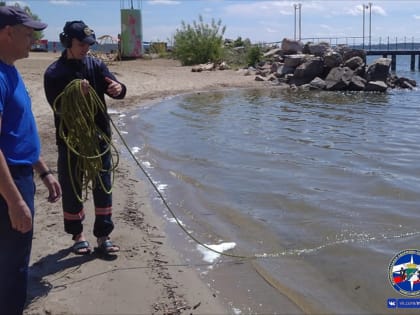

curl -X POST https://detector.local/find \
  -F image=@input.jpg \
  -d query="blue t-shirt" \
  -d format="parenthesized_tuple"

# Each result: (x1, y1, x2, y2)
(0, 61, 40, 165)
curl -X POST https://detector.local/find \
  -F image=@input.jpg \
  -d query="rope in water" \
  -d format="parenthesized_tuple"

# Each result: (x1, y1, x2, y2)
(109, 117, 254, 260)
(52, 79, 119, 202)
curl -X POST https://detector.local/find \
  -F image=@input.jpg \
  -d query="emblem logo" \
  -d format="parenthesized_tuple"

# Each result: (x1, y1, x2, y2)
(389, 249, 420, 296)
(83, 27, 94, 36)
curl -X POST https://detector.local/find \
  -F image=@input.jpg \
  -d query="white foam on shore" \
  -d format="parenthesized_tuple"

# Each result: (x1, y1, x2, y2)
(166, 216, 185, 226)
(131, 146, 141, 153)
(107, 108, 121, 115)
(157, 183, 168, 192)
(197, 242, 236, 263)
(141, 160, 153, 169)
(232, 307, 242, 315)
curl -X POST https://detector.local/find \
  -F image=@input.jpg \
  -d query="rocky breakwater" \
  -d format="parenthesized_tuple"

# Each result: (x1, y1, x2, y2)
(254, 38, 416, 92)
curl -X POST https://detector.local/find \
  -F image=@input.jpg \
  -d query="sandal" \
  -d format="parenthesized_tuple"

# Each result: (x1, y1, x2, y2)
(95, 239, 120, 255)
(72, 240, 91, 255)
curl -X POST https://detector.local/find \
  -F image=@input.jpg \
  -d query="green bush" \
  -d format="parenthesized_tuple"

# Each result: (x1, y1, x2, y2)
(246, 45, 263, 67)
(222, 38, 261, 69)
(233, 36, 244, 48)
(173, 15, 226, 66)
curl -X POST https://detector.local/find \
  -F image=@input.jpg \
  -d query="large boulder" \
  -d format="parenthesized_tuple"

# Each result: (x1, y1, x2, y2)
(281, 38, 304, 54)
(305, 42, 332, 56)
(264, 48, 283, 58)
(276, 64, 295, 77)
(348, 75, 367, 91)
(344, 56, 364, 70)
(365, 81, 388, 92)
(293, 57, 324, 83)
(283, 54, 308, 68)
(387, 75, 417, 89)
(324, 51, 343, 68)
(342, 49, 366, 63)
(325, 67, 354, 90)
(366, 58, 391, 82)
(309, 77, 327, 90)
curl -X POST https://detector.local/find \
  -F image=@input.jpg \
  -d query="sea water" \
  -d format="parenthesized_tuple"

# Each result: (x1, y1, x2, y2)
(115, 56, 420, 314)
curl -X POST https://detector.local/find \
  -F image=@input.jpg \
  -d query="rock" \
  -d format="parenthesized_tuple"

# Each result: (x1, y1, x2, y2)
(218, 61, 230, 70)
(342, 49, 366, 63)
(309, 77, 326, 90)
(191, 63, 215, 72)
(344, 56, 364, 70)
(246, 37, 416, 92)
(277, 64, 296, 77)
(293, 57, 324, 83)
(365, 80, 388, 92)
(325, 67, 354, 91)
(267, 74, 278, 81)
(283, 54, 308, 67)
(324, 52, 343, 68)
(306, 42, 331, 56)
(348, 75, 367, 91)
(281, 38, 304, 54)
(264, 48, 283, 58)
(366, 58, 391, 82)
(388, 76, 417, 89)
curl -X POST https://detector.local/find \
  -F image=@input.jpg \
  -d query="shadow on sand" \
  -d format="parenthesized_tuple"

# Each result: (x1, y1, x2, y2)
(26, 246, 118, 307)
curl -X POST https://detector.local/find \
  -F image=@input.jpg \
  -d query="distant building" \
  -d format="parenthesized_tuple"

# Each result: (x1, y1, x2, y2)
(31, 39, 48, 52)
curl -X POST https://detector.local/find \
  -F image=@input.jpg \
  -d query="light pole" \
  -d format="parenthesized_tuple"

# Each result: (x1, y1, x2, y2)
(294, 3, 302, 41)
(368, 3, 372, 49)
(298, 3, 302, 40)
(294, 4, 297, 40)
(362, 4, 365, 49)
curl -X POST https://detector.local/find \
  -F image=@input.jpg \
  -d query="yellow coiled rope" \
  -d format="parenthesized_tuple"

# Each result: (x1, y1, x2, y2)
(52, 79, 119, 202)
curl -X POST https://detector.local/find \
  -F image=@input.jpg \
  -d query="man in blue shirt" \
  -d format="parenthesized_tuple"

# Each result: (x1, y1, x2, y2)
(0, 6, 62, 314)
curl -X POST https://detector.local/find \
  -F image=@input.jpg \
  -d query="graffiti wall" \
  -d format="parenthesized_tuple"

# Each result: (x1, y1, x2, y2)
(120, 9, 142, 58)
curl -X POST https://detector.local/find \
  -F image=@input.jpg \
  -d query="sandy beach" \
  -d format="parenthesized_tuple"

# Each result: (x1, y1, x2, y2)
(17, 52, 283, 315)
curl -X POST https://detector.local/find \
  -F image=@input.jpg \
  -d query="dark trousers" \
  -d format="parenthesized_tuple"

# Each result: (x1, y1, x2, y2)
(0, 165, 34, 315)
(57, 144, 114, 238)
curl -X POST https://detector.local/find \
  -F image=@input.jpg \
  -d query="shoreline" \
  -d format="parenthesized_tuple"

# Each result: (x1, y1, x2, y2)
(19, 52, 301, 314)
(119, 96, 307, 315)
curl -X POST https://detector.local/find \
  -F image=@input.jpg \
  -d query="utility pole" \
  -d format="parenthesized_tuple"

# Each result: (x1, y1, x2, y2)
(368, 2, 372, 50)
(362, 4, 365, 49)
(294, 4, 297, 40)
(362, 3, 370, 49)
(298, 3, 302, 40)
(294, 3, 302, 41)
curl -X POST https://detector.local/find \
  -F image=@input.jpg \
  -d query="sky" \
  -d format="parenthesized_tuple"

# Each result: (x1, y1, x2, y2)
(6, 0, 420, 45)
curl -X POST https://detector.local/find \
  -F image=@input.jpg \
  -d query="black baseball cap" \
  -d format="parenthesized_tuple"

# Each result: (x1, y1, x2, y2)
(63, 21, 96, 45)
(0, 6, 47, 30)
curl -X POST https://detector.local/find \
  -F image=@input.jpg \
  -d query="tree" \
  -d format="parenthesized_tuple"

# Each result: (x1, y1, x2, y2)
(22, 5, 44, 40)
(173, 15, 226, 66)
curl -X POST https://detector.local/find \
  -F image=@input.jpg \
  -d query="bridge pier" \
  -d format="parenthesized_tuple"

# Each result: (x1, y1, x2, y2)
(411, 54, 415, 71)
(418, 54, 420, 71)
(391, 55, 396, 71)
